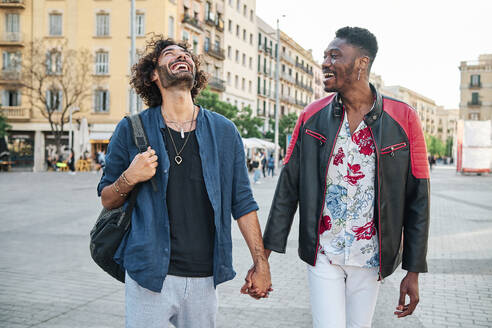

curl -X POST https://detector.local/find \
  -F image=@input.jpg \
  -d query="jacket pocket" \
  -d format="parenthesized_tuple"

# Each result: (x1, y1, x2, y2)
(305, 128, 327, 144)
(381, 142, 407, 156)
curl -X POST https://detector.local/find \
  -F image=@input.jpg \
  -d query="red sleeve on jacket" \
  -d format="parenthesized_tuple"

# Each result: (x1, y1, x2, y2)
(383, 98, 430, 179)
(283, 94, 335, 165)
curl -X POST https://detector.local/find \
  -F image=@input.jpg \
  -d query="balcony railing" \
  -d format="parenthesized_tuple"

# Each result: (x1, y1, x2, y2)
(216, 19, 224, 32)
(280, 95, 296, 104)
(0, 69, 21, 81)
(280, 72, 295, 84)
(204, 46, 225, 60)
(1, 32, 22, 43)
(0, 0, 25, 8)
(209, 76, 225, 92)
(205, 16, 215, 26)
(469, 82, 482, 88)
(280, 52, 295, 65)
(0, 106, 30, 121)
(182, 15, 203, 31)
(467, 101, 482, 107)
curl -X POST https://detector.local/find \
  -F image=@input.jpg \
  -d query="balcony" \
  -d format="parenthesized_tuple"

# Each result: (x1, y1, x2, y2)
(280, 95, 296, 105)
(295, 99, 308, 107)
(0, 32, 24, 46)
(280, 52, 294, 65)
(182, 15, 203, 31)
(0, 69, 21, 82)
(469, 82, 482, 89)
(209, 76, 225, 92)
(280, 72, 295, 84)
(204, 46, 225, 60)
(205, 16, 215, 27)
(0, 106, 30, 121)
(0, 0, 25, 8)
(216, 19, 224, 32)
(467, 101, 482, 107)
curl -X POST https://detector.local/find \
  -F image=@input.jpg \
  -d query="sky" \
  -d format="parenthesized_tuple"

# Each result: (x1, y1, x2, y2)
(256, 0, 492, 109)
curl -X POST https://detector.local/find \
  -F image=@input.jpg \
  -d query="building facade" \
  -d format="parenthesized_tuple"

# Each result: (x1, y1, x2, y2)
(1, 0, 178, 171)
(313, 62, 324, 101)
(459, 54, 492, 121)
(436, 108, 459, 143)
(222, 0, 256, 111)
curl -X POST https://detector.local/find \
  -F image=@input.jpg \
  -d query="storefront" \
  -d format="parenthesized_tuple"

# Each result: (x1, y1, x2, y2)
(7, 131, 34, 170)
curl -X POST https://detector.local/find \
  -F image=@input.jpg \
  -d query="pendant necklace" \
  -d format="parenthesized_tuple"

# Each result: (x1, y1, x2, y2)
(165, 105, 196, 165)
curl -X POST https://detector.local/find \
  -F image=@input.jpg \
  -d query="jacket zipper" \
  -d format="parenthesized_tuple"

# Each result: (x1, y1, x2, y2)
(368, 126, 384, 283)
(314, 110, 345, 266)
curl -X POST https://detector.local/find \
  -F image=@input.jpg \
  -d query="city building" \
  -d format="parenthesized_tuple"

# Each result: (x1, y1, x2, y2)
(459, 54, 492, 121)
(436, 108, 459, 143)
(313, 63, 324, 100)
(1, 0, 178, 171)
(222, 0, 257, 111)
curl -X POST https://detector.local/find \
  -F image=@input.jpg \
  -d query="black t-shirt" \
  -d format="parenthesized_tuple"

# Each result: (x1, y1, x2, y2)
(161, 127, 215, 277)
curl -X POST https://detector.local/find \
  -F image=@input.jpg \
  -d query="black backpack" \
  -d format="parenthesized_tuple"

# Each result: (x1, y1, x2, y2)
(89, 114, 157, 283)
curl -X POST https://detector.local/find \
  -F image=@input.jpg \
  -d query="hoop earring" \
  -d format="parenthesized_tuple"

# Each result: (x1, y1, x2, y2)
(193, 79, 198, 88)
(357, 69, 361, 81)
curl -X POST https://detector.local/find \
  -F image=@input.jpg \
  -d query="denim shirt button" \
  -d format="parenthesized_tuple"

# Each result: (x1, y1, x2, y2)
(164, 248, 169, 252)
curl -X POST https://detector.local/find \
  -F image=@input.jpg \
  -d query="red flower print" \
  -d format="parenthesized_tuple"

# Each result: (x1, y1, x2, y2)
(333, 147, 345, 166)
(319, 215, 332, 234)
(352, 127, 375, 156)
(352, 221, 376, 241)
(344, 163, 365, 185)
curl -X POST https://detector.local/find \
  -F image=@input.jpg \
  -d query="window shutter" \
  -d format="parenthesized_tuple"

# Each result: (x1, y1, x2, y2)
(16, 91, 21, 106)
(58, 91, 63, 111)
(105, 91, 109, 112)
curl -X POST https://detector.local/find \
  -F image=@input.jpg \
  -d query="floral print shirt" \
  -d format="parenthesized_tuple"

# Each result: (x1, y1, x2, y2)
(319, 114, 379, 268)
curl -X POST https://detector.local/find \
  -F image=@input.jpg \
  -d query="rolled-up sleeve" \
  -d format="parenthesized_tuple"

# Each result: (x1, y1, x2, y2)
(230, 130, 258, 220)
(97, 118, 131, 196)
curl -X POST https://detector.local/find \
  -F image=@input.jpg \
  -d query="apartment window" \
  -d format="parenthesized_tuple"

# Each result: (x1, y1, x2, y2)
(242, 29, 246, 41)
(136, 13, 145, 36)
(2, 51, 21, 71)
(49, 13, 62, 36)
(214, 37, 220, 51)
(258, 32, 262, 46)
(257, 54, 261, 72)
(94, 89, 110, 112)
(234, 75, 238, 88)
(243, 4, 247, 16)
(470, 74, 481, 87)
(228, 19, 232, 32)
(46, 89, 62, 112)
(241, 78, 245, 90)
(46, 50, 62, 75)
(249, 57, 252, 69)
(2, 89, 21, 107)
(228, 0, 232, 5)
(263, 78, 266, 95)
(257, 76, 261, 93)
(469, 113, 479, 120)
(204, 37, 211, 51)
(235, 50, 239, 63)
(182, 30, 189, 41)
(263, 100, 266, 116)
(168, 16, 175, 38)
(249, 33, 253, 45)
(236, 0, 240, 11)
(95, 51, 109, 75)
(227, 46, 231, 59)
(192, 36, 199, 54)
(250, 9, 253, 21)
(205, 1, 211, 18)
(248, 80, 252, 93)
(242, 53, 246, 66)
(5, 13, 20, 41)
(236, 24, 240, 37)
(471, 92, 480, 105)
(95, 13, 109, 36)
(227, 72, 231, 85)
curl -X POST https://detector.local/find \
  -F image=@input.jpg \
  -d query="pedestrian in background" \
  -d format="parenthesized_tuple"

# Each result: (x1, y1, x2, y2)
(261, 151, 267, 177)
(267, 153, 275, 177)
(252, 152, 261, 184)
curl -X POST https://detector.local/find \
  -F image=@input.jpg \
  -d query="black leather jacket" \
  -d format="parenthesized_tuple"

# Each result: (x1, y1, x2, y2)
(263, 86, 430, 279)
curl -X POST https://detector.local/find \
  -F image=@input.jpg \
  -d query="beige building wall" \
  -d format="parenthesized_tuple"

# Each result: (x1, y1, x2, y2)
(313, 62, 324, 100)
(2, 0, 179, 171)
(436, 108, 458, 143)
(256, 15, 275, 125)
(459, 54, 492, 121)
(222, 0, 257, 110)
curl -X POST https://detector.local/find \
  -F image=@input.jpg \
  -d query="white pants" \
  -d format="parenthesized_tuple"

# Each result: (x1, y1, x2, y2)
(307, 254, 380, 328)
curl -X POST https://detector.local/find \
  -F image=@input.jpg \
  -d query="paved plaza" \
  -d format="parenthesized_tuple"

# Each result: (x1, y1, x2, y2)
(0, 166, 491, 328)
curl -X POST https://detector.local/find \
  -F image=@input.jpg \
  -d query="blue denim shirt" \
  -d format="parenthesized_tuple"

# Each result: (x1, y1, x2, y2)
(97, 106, 258, 292)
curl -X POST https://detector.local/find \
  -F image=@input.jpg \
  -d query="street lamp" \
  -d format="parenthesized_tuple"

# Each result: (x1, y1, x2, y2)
(274, 16, 285, 170)
(129, 0, 136, 115)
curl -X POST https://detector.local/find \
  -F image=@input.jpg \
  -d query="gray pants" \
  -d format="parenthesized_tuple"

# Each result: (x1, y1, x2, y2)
(125, 272, 217, 328)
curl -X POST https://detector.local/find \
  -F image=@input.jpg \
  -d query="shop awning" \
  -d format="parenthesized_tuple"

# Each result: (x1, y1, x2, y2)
(89, 132, 112, 143)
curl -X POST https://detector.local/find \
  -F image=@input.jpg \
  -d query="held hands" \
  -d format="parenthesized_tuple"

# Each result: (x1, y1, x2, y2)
(395, 272, 420, 318)
(125, 146, 158, 184)
(240, 260, 273, 300)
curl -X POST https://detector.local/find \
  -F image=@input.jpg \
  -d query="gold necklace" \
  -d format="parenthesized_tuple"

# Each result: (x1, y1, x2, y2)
(165, 106, 196, 165)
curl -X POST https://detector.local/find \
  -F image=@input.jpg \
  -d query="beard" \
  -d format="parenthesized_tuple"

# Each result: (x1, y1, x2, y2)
(156, 64, 195, 90)
(323, 60, 356, 93)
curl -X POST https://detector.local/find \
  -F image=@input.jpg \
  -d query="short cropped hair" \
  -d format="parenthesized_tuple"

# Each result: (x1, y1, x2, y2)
(130, 35, 208, 107)
(335, 26, 378, 68)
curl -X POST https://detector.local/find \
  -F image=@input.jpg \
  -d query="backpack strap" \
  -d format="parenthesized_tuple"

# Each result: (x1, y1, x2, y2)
(126, 114, 158, 192)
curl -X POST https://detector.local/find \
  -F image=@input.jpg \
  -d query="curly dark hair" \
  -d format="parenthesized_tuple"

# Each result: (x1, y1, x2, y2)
(335, 26, 378, 69)
(130, 35, 208, 107)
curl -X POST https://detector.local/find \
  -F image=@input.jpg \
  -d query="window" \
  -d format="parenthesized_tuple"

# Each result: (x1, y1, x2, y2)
(249, 57, 252, 69)
(205, 1, 211, 19)
(46, 50, 62, 75)
(46, 89, 62, 112)
(242, 53, 246, 66)
(243, 4, 247, 16)
(205, 37, 210, 51)
(228, 19, 232, 32)
(49, 13, 62, 36)
(94, 89, 110, 112)
(236, 0, 240, 11)
(227, 46, 231, 59)
(257, 77, 261, 93)
(227, 72, 231, 85)
(469, 113, 479, 120)
(96, 13, 109, 36)
(235, 50, 239, 63)
(471, 92, 480, 105)
(257, 54, 261, 72)
(258, 32, 262, 46)
(136, 13, 145, 36)
(249, 33, 253, 45)
(248, 80, 252, 93)
(95, 51, 109, 75)
(2, 51, 21, 71)
(182, 30, 189, 41)
(250, 9, 253, 21)
(168, 16, 175, 38)
(2, 90, 21, 107)
(234, 75, 238, 88)
(5, 13, 20, 41)
(242, 78, 245, 90)
(242, 29, 246, 41)
(214, 37, 220, 51)
(192, 36, 199, 53)
(236, 24, 240, 37)
(470, 74, 481, 87)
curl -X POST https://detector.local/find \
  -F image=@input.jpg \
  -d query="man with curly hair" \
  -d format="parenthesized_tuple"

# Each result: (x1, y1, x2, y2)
(97, 36, 271, 328)
(249, 27, 430, 327)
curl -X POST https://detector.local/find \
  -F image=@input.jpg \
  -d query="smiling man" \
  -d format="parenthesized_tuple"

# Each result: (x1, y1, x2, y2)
(258, 27, 430, 327)
(97, 37, 271, 328)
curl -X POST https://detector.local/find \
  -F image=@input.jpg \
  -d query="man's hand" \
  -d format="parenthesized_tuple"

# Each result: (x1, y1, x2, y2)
(395, 271, 419, 318)
(240, 261, 273, 299)
(125, 146, 158, 184)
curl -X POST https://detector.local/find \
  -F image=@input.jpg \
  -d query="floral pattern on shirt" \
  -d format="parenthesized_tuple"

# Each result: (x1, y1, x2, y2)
(319, 114, 379, 268)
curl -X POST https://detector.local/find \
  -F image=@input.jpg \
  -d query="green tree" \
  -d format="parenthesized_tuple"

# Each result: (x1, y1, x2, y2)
(195, 88, 236, 120)
(445, 137, 453, 157)
(0, 111, 11, 138)
(425, 133, 445, 157)
(264, 112, 299, 150)
(234, 106, 263, 138)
